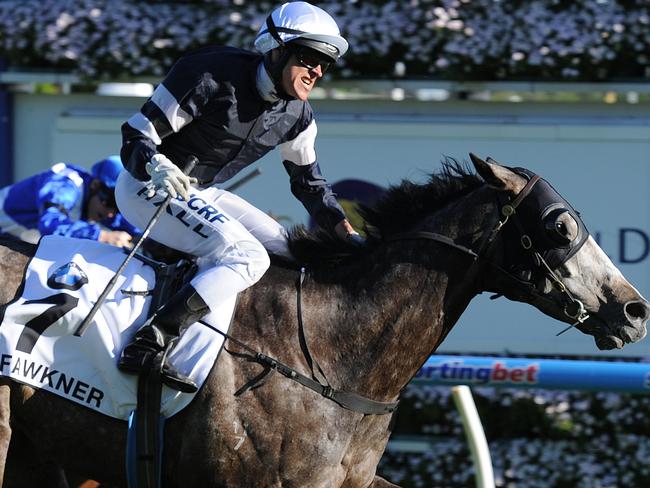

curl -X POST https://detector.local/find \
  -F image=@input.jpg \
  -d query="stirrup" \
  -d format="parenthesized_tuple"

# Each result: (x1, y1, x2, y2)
(160, 366, 198, 394)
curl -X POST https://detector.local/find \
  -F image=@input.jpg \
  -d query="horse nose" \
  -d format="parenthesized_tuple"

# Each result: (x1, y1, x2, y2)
(624, 299, 650, 325)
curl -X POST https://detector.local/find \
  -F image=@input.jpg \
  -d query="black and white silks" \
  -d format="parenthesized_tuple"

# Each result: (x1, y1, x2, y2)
(121, 45, 345, 232)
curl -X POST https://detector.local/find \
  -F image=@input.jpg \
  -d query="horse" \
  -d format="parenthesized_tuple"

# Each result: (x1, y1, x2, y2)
(0, 154, 647, 488)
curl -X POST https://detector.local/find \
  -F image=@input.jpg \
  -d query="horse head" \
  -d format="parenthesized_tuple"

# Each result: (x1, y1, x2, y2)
(470, 153, 649, 350)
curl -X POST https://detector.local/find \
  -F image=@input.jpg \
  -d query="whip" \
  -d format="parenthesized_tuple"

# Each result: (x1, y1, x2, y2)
(74, 155, 198, 337)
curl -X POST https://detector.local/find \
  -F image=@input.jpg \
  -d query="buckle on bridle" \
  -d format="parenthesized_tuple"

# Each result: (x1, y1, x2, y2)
(501, 204, 515, 217)
(556, 299, 589, 336)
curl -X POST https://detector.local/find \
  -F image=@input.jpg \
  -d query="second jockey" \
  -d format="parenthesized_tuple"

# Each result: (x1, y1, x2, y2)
(0, 156, 138, 247)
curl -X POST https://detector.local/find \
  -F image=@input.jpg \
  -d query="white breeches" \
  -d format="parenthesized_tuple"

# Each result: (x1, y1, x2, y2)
(115, 171, 290, 311)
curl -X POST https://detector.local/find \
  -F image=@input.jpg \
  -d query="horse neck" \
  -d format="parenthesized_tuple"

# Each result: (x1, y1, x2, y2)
(312, 186, 496, 401)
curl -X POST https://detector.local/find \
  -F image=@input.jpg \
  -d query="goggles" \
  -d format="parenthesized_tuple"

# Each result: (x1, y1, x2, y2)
(293, 47, 333, 73)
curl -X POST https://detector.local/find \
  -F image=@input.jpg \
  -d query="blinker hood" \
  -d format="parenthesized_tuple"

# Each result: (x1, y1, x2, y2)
(502, 167, 590, 271)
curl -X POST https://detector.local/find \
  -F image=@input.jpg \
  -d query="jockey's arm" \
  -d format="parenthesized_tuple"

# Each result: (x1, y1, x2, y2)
(278, 116, 349, 235)
(97, 214, 139, 248)
(282, 158, 354, 236)
(120, 59, 212, 181)
(100, 212, 141, 236)
(39, 207, 102, 240)
(120, 123, 157, 181)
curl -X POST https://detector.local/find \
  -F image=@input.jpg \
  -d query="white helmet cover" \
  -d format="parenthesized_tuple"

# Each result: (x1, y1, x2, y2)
(254, 2, 349, 59)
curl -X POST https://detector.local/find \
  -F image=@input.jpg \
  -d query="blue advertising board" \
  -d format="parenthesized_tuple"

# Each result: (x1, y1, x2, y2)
(416, 355, 650, 393)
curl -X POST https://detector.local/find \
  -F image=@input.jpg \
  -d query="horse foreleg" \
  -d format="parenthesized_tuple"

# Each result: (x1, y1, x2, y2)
(0, 379, 11, 487)
(368, 475, 401, 488)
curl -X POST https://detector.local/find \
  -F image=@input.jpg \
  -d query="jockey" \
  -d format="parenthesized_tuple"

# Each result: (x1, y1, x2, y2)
(115, 1, 361, 392)
(0, 156, 138, 247)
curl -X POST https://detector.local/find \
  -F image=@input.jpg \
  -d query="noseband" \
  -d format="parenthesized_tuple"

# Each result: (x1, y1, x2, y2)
(388, 168, 591, 335)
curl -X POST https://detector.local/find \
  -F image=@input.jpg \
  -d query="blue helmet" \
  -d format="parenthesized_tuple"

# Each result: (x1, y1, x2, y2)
(91, 155, 123, 189)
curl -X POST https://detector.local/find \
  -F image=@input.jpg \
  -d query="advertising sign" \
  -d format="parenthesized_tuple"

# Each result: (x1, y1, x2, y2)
(415, 355, 650, 393)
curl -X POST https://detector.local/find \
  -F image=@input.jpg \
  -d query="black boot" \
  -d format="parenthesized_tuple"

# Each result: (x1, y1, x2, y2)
(118, 284, 210, 393)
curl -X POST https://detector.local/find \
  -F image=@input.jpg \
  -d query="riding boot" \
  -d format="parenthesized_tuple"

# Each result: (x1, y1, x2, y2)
(118, 284, 210, 393)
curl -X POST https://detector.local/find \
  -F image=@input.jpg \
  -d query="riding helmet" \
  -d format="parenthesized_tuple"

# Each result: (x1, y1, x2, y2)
(254, 2, 348, 95)
(91, 155, 123, 189)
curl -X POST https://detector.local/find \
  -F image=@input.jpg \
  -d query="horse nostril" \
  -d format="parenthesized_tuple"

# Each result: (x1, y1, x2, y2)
(625, 300, 650, 322)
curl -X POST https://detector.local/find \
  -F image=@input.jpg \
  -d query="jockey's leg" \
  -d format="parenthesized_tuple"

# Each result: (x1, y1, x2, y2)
(117, 282, 209, 393)
(209, 188, 291, 259)
(115, 172, 273, 392)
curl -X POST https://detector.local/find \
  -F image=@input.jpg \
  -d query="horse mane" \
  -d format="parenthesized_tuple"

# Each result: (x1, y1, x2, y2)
(285, 158, 483, 268)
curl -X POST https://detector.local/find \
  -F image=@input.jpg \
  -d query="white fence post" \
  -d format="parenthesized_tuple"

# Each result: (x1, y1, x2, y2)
(451, 385, 495, 488)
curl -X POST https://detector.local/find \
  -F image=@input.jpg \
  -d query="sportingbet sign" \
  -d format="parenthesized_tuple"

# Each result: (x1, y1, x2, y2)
(416, 355, 650, 393)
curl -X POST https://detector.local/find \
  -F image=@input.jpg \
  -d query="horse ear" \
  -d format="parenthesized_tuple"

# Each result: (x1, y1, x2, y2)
(469, 153, 526, 193)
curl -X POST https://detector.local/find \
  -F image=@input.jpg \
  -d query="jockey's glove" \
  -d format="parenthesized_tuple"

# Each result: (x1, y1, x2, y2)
(145, 154, 198, 201)
(346, 232, 366, 248)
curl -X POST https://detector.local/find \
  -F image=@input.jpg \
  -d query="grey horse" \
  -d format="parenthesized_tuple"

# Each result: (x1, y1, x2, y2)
(0, 154, 647, 487)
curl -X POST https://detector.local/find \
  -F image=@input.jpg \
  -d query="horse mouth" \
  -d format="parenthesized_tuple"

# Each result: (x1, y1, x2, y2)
(618, 324, 647, 344)
(593, 330, 646, 350)
(595, 335, 625, 350)
(582, 315, 647, 350)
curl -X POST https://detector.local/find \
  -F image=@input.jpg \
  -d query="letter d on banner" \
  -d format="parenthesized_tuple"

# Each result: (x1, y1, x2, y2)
(619, 228, 649, 264)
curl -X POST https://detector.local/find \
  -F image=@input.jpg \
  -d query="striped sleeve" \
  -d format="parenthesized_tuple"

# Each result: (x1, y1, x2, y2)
(121, 61, 219, 178)
(278, 119, 317, 166)
(126, 82, 195, 145)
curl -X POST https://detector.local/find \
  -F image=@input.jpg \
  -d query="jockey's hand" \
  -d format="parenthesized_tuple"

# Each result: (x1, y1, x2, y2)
(145, 154, 197, 201)
(99, 230, 133, 248)
(345, 232, 366, 247)
(335, 219, 365, 247)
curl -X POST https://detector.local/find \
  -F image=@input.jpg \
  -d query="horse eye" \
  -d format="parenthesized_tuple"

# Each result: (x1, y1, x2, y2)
(544, 209, 579, 245)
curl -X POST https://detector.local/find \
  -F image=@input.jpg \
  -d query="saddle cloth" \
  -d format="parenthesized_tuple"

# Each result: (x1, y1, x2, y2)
(0, 235, 235, 420)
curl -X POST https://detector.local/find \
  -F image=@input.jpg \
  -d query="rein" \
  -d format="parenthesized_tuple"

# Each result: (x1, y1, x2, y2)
(385, 175, 540, 261)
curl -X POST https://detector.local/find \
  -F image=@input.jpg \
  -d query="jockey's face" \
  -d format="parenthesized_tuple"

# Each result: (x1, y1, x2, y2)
(87, 180, 117, 222)
(280, 49, 325, 101)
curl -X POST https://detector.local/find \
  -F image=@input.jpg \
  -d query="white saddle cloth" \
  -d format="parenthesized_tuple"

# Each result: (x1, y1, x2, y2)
(0, 235, 235, 419)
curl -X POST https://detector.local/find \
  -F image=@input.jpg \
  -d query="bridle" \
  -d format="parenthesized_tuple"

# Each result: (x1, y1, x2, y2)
(387, 168, 591, 335)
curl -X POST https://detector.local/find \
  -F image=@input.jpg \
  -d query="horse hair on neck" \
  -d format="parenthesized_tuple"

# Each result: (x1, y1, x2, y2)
(285, 157, 483, 269)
